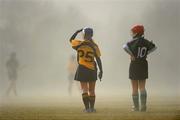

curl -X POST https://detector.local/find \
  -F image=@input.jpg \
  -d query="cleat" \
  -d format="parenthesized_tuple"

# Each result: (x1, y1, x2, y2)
(131, 106, 139, 112)
(89, 108, 96, 113)
(83, 109, 90, 113)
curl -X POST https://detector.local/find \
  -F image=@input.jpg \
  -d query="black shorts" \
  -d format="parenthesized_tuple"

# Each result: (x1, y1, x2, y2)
(129, 60, 148, 80)
(74, 65, 97, 82)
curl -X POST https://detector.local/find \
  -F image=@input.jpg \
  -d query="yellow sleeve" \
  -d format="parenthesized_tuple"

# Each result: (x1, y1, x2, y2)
(71, 40, 82, 49)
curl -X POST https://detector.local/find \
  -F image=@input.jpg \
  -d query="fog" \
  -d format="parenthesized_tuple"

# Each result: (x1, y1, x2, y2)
(0, 0, 179, 99)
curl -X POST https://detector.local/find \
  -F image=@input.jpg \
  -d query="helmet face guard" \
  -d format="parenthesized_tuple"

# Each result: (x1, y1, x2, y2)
(131, 25, 144, 37)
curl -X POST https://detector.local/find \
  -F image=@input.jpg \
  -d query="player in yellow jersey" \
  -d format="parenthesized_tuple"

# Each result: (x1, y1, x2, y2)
(69, 27, 103, 113)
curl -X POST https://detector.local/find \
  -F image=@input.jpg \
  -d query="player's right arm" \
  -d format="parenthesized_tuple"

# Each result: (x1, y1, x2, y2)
(69, 29, 83, 42)
(96, 57, 103, 81)
(94, 45, 103, 81)
(147, 40, 157, 55)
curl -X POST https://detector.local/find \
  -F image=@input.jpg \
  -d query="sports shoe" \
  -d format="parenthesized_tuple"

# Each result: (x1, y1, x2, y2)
(89, 108, 96, 113)
(83, 109, 91, 113)
(131, 106, 139, 112)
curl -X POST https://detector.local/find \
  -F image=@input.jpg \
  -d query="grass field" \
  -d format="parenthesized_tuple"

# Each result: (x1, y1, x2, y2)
(0, 96, 179, 120)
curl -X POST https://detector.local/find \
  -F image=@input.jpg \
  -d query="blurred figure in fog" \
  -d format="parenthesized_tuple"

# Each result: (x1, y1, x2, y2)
(6, 52, 19, 96)
(67, 54, 78, 95)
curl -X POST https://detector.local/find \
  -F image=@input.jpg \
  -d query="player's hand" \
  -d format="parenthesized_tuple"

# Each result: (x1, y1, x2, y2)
(98, 71, 103, 81)
(76, 28, 83, 33)
(130, 56, 135, 61)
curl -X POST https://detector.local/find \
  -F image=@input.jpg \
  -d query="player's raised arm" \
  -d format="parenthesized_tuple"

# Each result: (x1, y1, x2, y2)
(69, 29, 83, 42)
(96, 57, 103, 81)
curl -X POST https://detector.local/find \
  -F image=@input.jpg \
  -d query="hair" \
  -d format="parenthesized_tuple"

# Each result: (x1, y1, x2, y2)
(83, 27, 93, 40)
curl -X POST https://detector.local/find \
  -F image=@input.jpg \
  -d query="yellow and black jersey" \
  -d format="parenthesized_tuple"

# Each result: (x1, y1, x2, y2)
(71, 39, 101, 70)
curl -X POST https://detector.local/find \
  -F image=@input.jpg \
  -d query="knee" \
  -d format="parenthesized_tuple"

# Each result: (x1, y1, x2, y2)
(89, 90, 95, 96)
(81, 88, 88, 94)
(132, 91, 138, 96)
(139, 88, 146, 93)
(132, 89, 138, 95)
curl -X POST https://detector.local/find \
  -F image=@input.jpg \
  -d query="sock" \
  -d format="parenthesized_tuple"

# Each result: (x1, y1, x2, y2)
(132, 93, 139, 109)
(140, 90, 147, 108)
(82, 93, 89, 110)
(89, 95, 95, 109)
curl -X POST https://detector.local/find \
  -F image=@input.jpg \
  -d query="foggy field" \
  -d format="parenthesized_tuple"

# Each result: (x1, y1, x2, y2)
(0, 96, 179, 120)
(0, 0, 179, 120)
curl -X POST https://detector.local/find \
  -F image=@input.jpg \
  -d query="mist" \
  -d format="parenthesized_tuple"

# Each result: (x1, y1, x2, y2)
(0, 0, 179, 100)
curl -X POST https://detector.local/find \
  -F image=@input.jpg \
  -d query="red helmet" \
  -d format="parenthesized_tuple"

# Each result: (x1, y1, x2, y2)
(131, 25, 144, 36)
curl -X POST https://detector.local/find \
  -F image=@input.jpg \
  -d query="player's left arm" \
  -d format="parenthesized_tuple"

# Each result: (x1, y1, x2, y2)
(123, 43, 134, 57)
(147, 41, 157, 55)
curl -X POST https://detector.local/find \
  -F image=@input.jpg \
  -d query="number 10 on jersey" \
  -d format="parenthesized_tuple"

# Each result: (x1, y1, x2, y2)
(137, 47, 147, 58)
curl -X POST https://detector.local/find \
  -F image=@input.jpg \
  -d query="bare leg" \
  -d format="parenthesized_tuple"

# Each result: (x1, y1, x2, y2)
(89, 81, 96, 96)
(131, 80, 138, 95)
(139, 80, 146, 91)
(80, 82, 89, 94)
